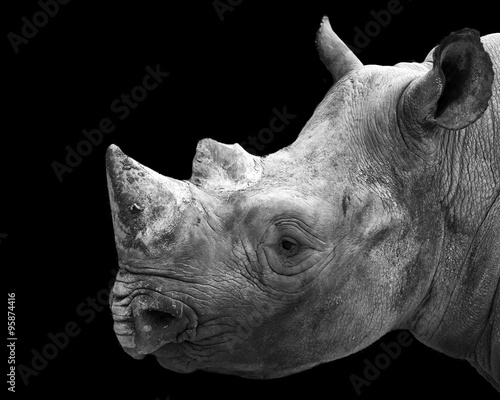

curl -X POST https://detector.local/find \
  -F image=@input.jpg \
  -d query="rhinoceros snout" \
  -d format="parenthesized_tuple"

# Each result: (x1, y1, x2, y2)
(118, 295, 190, 356)
(111, 280, 198, 358)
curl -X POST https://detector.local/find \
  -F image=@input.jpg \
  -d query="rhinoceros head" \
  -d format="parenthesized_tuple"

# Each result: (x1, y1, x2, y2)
(107, 18, 495, 379)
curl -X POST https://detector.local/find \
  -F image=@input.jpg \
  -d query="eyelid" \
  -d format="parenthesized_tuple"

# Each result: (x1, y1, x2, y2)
(273, 218, 325, 245)
(281, 235, 298, 244)
(274, 223, 314, 248)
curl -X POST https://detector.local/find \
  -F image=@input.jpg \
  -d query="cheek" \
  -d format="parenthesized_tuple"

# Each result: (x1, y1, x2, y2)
(369, 228, 422, 300)
(316, 280, 390, 359)
(306, 243, 395, 352)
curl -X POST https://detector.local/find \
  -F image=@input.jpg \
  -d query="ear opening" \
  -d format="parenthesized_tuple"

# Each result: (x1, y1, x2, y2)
(435, 43, 472, 119)
(433, 30, 494, 128)
(402, 28, 494, 132)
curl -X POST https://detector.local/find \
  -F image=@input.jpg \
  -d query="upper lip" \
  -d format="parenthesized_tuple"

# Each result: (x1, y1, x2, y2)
(112, 287, 198, 326)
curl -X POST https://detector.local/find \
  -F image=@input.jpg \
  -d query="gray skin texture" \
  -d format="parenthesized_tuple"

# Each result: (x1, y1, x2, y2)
(107, 18, 499, 390)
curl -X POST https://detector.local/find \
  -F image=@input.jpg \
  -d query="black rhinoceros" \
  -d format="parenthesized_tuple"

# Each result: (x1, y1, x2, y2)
(106, 17, 499, 390)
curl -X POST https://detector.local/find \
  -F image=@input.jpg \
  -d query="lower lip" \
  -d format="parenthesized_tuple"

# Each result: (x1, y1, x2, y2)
(155, 355, 197, 374)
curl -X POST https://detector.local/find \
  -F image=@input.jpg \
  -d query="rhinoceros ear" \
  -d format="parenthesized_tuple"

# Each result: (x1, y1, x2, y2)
(316, 16, 363, 83)
(403, 28, 494, 132)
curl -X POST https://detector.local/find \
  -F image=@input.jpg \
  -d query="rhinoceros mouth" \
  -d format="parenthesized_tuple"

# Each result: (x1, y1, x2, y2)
(148, 344, 200, 373)
(151, 343, 235, 375)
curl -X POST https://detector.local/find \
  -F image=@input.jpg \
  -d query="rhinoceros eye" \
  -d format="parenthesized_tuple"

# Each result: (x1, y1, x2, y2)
(279, 237, 300, 257)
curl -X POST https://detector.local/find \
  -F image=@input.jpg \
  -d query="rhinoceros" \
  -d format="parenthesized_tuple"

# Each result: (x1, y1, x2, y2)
(106, 17, 499, 390)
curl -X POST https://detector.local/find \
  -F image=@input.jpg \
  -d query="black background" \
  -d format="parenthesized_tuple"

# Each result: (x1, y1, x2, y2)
(4, 0, 499, 399)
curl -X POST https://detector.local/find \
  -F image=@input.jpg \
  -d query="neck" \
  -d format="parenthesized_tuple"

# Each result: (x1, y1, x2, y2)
(402, 34, 500, 390)
(408, 221, 499, 389)
(406, 125, 500, 389)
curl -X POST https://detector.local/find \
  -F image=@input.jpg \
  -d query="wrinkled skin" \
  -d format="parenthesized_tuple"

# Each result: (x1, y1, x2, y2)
(107, 19, 499, 390)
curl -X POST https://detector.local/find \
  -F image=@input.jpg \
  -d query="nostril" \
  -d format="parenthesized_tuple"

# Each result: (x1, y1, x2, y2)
(114, 294, 198, 357)
(140, 310, 177, 332)
(132, 306, 189, 355)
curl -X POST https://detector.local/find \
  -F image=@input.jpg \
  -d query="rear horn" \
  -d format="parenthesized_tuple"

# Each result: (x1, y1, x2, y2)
(316, 16, 363, 83)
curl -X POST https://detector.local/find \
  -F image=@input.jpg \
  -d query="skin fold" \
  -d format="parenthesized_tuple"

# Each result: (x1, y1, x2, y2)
(106, 18, 499, 390)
